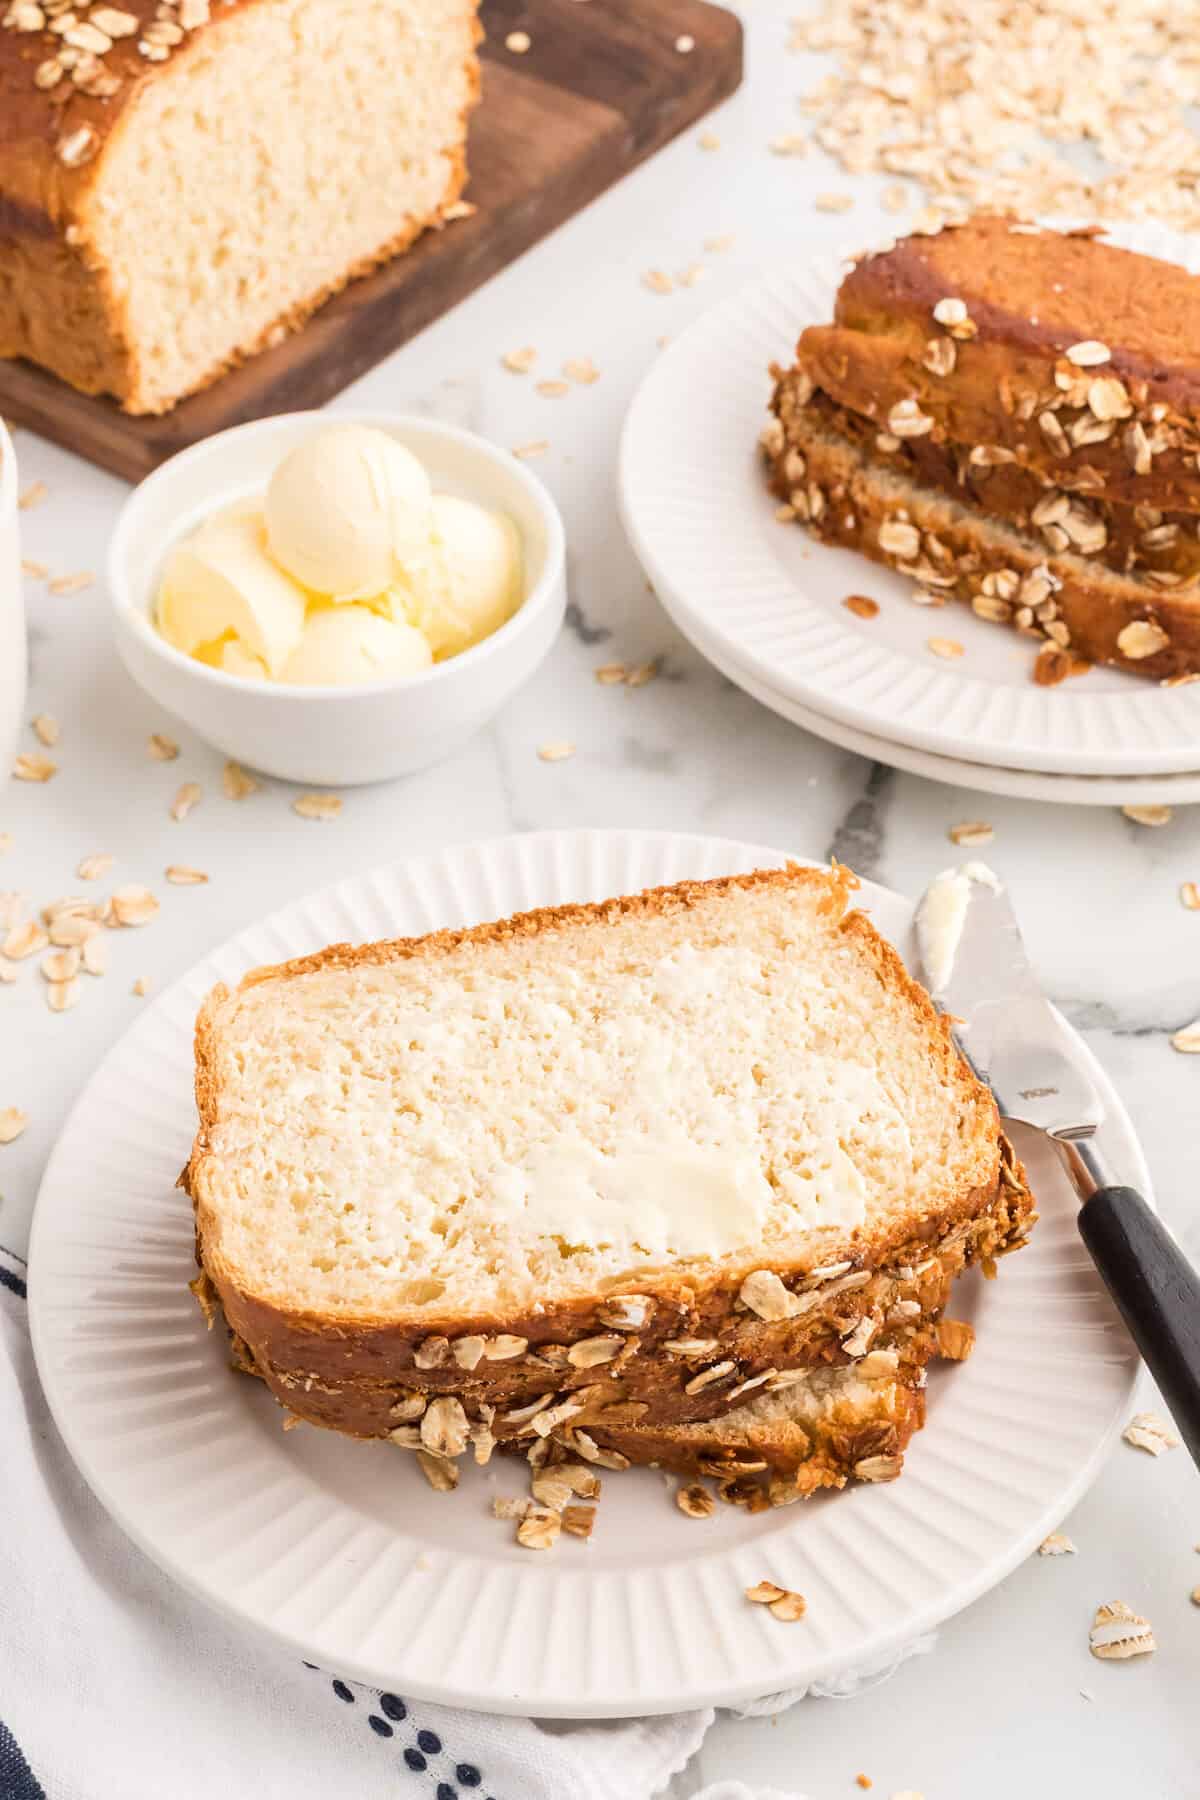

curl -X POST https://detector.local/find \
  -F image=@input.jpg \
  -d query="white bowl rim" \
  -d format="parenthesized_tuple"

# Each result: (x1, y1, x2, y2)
(107, 409, 566, 701)
(0, 417, 15, 522)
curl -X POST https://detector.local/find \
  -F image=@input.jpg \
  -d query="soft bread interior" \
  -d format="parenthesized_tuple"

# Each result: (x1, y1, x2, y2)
(85, 0, 476, 412)
(192, 871, 996, 1319)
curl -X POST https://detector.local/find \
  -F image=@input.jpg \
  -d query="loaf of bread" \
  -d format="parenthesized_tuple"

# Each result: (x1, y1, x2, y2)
(761, 400, 1200, 680)
(795, 216, 1200, 513)
(0, 0, 481, 414)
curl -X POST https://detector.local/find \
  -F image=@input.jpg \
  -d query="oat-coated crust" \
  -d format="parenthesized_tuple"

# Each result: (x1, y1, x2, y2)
(763, 399, 1200, 681)
(186, 863, 1034, 1406)
(795, 384, 1200, 586)
(796, 216, 1200, 513)
(0, 0, 481, 412)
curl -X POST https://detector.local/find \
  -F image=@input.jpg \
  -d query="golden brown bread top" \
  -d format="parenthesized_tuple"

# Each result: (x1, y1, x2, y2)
(0, 0, 252, 233)
(836, 215, 1200, 406)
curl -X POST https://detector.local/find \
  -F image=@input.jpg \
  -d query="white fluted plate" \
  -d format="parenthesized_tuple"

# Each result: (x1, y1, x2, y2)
(678, 600, 1200, 806)
(29, 830, 1143, 1717)
(619, 220, 1200, 776)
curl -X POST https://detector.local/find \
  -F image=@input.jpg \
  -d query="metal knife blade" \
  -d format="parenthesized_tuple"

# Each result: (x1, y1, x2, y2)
(914, 867, 1104, 1145)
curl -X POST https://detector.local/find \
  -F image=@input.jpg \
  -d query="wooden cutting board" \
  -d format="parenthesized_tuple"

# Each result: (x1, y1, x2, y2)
(0, 0, 742, 482)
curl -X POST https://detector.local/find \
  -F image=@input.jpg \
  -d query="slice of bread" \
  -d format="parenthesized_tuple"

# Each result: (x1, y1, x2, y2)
(188, 865, 1031, 1406)
(795, 215, 1200, 513)
(760, 401, 1200, 680)
(773, 378, 1200, 588)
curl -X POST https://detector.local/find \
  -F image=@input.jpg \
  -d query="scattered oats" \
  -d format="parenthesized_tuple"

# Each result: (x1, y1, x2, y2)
(147, 733, 179, 761)
(949, 821, 993, 846)
(674, 32, 694, 51)
(1191, 1587, 1200, 1606)
(676, 1482, 716, 1519)
(502, 346, 537, 373)
(1090, 1600, 1155, 1660)
(1122, 804, 1171, 827)
(1065, 340, 1110, 367)
(745, 1580, 787, 1605)
(131, 976, 149, 997)
(536, 379, 570, 398)
(932, 297, 968, 327)
(292, 792, 342, 820)
(705, 234, 735, 253)
(47, 977, 79, 1013)
(768, 1590, 807, 1622)
(76, 853, 113, 882)
(563, 357, 599, 384)
(18, 481, 47, 511)
(47, 571, 93, 595)
(643, 269, 674, 294)
(769, 133, 808, 157)
(843, 594, 879, 620)
(492, 1496, 529, 1520)
(626, 660, 659, 688)
(775, 504, 796, 522)
(442, 199, 476, 222)
(814, 192, 853, 212)
(517, 1505, 561, 1550)
(595, 663, 626, 685)
(1171, 1019, 1200, 1054)
(561, 1504, 596, 1539)
(677, 264, 705, 287)
(0, 837, 12, 857)
(512, 440, 550, 460)
(1116, 619, 1170, 660)
(1123, 1412, 1180, 1455)
(81, 934, 108, 976)
(928, 637, 964, 659)
(1039, 1532, 1078, 1556)
(14, 752, 56, 782)
(698, 130, 721, 150)
(47, 912, 98, 948)
(31, 714, 59, 747)
(415, 1450, 459, 1492)
(170, 781, 202, 821)
(222, 761, 259, 800)
(0, 1108, 28, 1144)
(537, 739, 574, 762)
(165, 865, 209, 886)
(1180, 883, 1200, 910)
(21, 561, 47, 580)
(0, 958, 16, 985)
(41, 947, 80, 982)
(110, 885, 160, 927)
(505, 28, 530, 51)
(855, 1779, 873, 1792)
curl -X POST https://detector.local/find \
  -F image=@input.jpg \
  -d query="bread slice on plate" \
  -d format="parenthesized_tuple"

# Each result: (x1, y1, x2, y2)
(187, 864, 1033, 1458)
(760, 400, 1200, 682)
(794, 214, 1200, 512)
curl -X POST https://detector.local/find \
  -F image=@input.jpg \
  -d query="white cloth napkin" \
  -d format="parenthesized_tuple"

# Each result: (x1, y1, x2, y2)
(0, 1244, 932, 1800)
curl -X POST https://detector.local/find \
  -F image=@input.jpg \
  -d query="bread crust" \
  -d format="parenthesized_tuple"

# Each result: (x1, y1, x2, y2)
(797, 216, 1200, 513)
(762, 401, 1200, 680)
(0, 0, 480, 412)
(788, 382, 1200, 586)
(186, 864, 1034, 1416)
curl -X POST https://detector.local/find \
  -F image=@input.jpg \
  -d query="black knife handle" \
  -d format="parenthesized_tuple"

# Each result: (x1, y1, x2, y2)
(1077, 1186, 1200, 1467)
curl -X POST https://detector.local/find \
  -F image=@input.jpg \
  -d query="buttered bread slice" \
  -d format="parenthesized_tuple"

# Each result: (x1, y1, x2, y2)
(187, 865, 1032, 1423)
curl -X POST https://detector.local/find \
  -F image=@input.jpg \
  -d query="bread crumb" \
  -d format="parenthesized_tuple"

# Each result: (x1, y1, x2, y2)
(814, 192, 854, 212)
(1038, 1532, 1077, 1556)
(18, 481, 47, 510)
(21, 560, 48, 580)
(698, 130, 720, 150)
(1122, 1412, 1180, 1454)
(1180, 882, 1200, 910)
(855, 1779, 873, 1792)
(132, 977, 149, 997)
(643, 269, 674, 294)
(537, 740, 575, 762)
(512, 441, 550, 460)
(1090, 1600, 1155, 1660)
(505, 28, 530, 51)
(595, 664, 626, 684)
(843, 594, 879, 619)
(927, 636, 964, 659)
(1122, 804, 1171, 827)
(949, 821, 993, 847)
(147, 733, 179, 761)
(170, 782, 202, 821)
(31, 714, 59, 747)
(675, 32, 694, 51)
(13, 753, 57, 782)
(48, 571, 94, 595)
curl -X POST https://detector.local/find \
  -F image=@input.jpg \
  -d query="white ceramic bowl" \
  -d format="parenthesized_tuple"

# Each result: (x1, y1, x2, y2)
(109, 412, 566, 786)
(0, 419, 25, 781)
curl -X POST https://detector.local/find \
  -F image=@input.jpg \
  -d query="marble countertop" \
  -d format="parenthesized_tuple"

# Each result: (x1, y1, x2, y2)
(2, 3, 1198, 1793)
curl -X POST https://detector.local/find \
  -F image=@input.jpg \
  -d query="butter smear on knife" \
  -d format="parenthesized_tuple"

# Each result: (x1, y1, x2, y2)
(917, 863, 1001, 997)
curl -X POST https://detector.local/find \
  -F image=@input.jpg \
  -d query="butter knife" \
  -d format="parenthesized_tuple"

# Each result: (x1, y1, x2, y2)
(915, 864, 1200, 1467)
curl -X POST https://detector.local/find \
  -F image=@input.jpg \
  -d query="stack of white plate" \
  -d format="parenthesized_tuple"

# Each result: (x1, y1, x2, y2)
(618, 233, 1200, 807)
